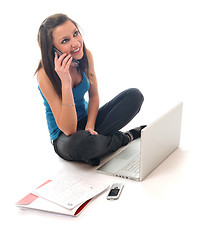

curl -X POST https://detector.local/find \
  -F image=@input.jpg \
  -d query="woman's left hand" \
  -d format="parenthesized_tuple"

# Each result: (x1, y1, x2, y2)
(85, 127, 98, 135)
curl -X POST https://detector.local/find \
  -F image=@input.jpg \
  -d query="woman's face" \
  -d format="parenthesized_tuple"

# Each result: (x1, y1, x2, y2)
(52, 20, 84, 60)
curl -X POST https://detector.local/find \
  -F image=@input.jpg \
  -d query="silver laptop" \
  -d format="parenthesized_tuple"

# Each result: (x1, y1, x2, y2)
(97, 102, 183, 181)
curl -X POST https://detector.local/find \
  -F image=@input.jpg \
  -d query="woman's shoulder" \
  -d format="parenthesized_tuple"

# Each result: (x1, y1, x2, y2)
(86, 49, 94, 63)
(37, 68, 54, 90)
(37, 68, 55, 96)
(86, 49, 96, 80)
(37, 68, 49, 85)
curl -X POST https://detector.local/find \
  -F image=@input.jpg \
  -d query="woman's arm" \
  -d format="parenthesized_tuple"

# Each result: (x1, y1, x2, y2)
(85, 50, 99, 135)
(37, 53, 78, 136)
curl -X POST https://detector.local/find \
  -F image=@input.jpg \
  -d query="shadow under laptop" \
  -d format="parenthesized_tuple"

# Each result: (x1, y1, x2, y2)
(139, 148, 191, 198)
(143, 148, 190, 179)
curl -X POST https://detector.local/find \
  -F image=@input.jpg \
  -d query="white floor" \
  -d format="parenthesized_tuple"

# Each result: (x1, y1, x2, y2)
(1, 1, 206, 239)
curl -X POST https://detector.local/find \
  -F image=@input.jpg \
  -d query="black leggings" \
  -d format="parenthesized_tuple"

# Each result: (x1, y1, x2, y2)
(53, 88, 144, 163)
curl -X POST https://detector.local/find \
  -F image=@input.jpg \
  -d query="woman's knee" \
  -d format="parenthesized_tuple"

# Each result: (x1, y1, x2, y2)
(70, 130, 93, 149)
(125, 88, 144, 113)
(55, 130, 93, 161)
(127, 88, 144, 104)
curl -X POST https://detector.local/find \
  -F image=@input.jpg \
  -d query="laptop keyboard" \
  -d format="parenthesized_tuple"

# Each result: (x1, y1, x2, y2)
(123, 159, 140, 173)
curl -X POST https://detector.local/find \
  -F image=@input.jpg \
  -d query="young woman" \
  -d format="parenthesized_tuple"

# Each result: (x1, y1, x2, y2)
(36, 13, 145, 166)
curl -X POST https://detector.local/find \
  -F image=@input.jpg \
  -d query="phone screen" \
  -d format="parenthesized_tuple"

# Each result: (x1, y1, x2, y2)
(108, 188, 120, 196)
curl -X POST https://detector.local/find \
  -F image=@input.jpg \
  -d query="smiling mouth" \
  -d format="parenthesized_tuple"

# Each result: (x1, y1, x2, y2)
(71, 47, 80, 54)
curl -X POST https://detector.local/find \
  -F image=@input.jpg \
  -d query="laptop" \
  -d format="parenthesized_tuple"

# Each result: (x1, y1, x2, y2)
(97, 102, 183, 181)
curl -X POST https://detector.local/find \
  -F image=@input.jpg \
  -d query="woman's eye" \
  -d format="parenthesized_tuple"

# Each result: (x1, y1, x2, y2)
(61, 38, 69, 44)
(61, 31, 79, 44)
(74, 30, 79, 37)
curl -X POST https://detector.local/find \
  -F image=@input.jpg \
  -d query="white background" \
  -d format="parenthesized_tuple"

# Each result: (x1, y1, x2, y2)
(1, 0, 206, 239)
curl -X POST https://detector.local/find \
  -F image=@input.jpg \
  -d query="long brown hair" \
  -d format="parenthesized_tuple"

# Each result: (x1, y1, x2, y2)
(35, 13, 89, 98)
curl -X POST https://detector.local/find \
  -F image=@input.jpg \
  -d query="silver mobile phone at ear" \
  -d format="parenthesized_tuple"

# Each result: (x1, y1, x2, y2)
(53, 47, 63, 56)
(53, 47, 79, 64)
(107, 183, 124, 200)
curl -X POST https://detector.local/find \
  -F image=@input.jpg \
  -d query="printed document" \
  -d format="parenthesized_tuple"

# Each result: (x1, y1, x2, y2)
(33, 174, 109, 210)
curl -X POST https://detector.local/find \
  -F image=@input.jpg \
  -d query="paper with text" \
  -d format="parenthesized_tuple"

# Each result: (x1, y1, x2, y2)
(33, 174, 109, 209)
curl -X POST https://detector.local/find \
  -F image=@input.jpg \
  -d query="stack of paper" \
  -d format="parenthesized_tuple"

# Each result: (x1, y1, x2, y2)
(16, 174, 109, 216)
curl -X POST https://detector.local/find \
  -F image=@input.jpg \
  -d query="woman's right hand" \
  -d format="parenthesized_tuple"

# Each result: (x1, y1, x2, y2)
(54, 52, 73, 86)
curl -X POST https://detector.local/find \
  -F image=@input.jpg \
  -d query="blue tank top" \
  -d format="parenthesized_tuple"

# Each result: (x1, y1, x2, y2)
(38, 71, 90, 141)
